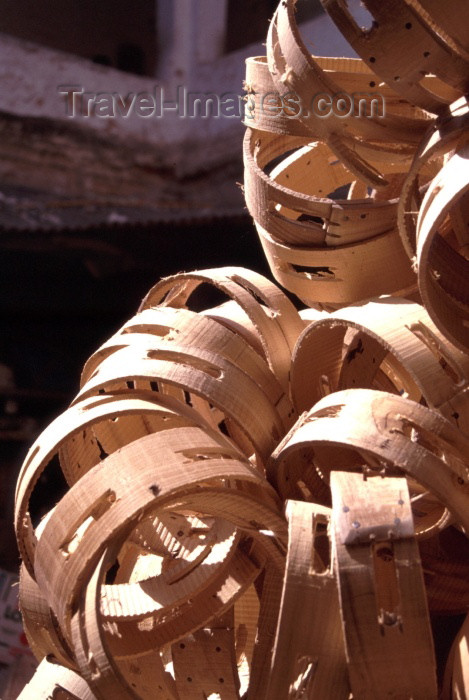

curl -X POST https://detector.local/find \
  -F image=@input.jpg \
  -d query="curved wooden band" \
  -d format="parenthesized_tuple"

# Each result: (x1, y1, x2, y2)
(81, 307, 292, 424)
(291, 298, 469, 434)
(256, 220, 416, 307)
(267, 1, 437, 136)
(69, 548, 178, 700)
(139, 267, 303, 394)
(321, 0, 468, 113)
(245, 54, 430, 145)
(33, 427, 286, 636)
(331, 471, 437, 699)
(170, 611, 240, 699)
(416, 143, 469, 352)
(243, 127, 407, 247)
(269, 389, 469, 537)
(266, 500, 349, 699)
(15, 391, 209, 576)
(19, 561, 77, 671)
(74, 342, 287, 464)
(17, 656, 96, 700)
(398, 96, 469, 257)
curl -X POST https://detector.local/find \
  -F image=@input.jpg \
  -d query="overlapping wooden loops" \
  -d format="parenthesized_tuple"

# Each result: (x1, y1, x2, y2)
(15, 0, 469, 697)
(15, 268, 303, 699)
(244, 0, 469, 352)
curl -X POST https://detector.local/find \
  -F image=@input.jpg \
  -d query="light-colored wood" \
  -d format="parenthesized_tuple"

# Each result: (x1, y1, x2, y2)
(269, 388, 469, 539)
(17, 656, 96, 699)
(331, 471, 437, 699)
(13, 0, 469, 694)
(398, 96, 469, 258)
(139, 266, 304, 395)
(266, 500, 349, 699)
(291, 298, 469, 434)
(416, 142, 469, 352)
(321, 0, 469, 113)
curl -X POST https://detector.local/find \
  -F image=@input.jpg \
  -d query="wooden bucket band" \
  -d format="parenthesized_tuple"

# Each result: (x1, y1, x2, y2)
(254, 217, 416, 308)
(265, 10, 425, 188)
(170, 610, 240, 699)
(269, 388, 469, 539)
(15, 391, 211, 576)
(243, 127, 415, 247)
(13, 0, 469, 691)
(81, 306, 293, 427)
(398, 96, 469, 258)
(330, 471, 437, 699)
(139, 267, 304, 395)
(17, 657, 95, 700)
(244, 55, 434, 141)
(30, 428, 287, 691)
(290, 298, 469, 435)
(73, 338, 288, 466)
(266, 500, 349, 699)
(320, 0, 469, 113)
(416, 142, 469, 353)
(19, 559, 77, 672)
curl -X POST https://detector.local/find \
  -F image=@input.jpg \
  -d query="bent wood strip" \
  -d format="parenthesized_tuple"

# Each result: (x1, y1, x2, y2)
(74, 342, 287, 465)
(321, 0, 469, 113)
(171, 612, 240, 699)
(17, 656, 96, 700)
(291, 298, 469, 434)
(331, 471, 437, 699)
(243, 128, 413, 247)
(416, 143, 469, 352)
(15, 391, 206, 576)
(33, 427, 286, 637)
(266, 500, 349, 699)
(256, 220, 416, 307)
(139, 267, 304, 395)
(398, 96, 469, 258)
(269, 389, 469, 538)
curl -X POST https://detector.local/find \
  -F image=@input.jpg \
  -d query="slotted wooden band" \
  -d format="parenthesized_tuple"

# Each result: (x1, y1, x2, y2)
(69, 548, 178, 700)
(12, 0, 469, 690)
(398, 96, 469, 258)
(416, 143, 469, 353)
(255, 219, 416, 308)
(244, 54, 433, 145)
(138, 267, 304, 394)
(321, 0, 469, 113)
(243, 127, 409, 247)
(81, 306, 293, 426)
(330, 471, 437, 699)
(265, 8, 415, 188)
(269, 389, 469, 539)
(33, 427, 286, 639)
(74, 343, 287, 466)
(15, 391, 209, 577)
(80, 305, 184, 384)
(266, 500, 349, 699)
(291, 298, 469, 434)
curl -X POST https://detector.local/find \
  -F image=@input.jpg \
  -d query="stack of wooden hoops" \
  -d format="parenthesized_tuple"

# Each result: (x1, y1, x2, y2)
(16, 1, 469, 698)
